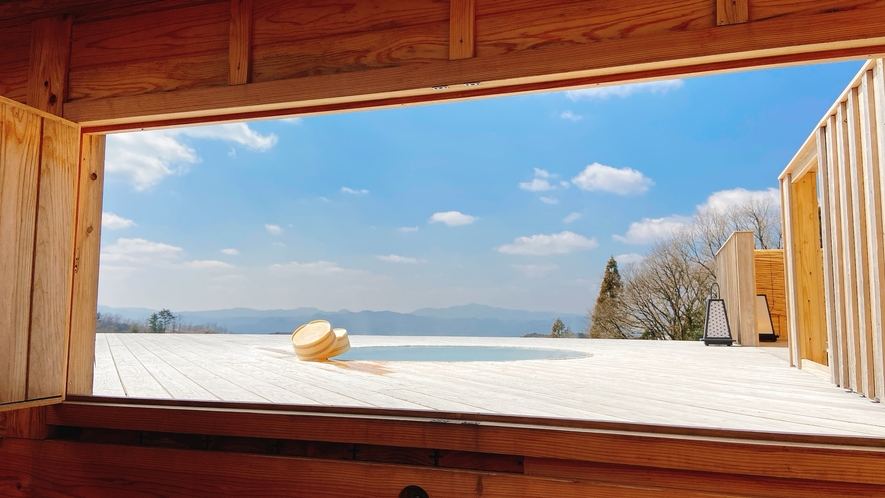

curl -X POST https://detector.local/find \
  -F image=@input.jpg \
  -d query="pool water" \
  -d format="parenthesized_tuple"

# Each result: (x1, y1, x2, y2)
(335, 346, 587, 362)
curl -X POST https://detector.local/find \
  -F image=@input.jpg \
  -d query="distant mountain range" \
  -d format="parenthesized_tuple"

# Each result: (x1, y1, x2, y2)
(97, 304, 586, 337)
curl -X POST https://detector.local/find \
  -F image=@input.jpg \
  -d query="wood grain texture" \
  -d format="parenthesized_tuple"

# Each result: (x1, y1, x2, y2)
(27, 16, 72, 115)
(449, 0, 474, 60)
(58, 2, 885, 127)
(836, 102, 862, 392)
(474, 0, 714, 58)
(67, 3, 229, 101)
(826, 114, 852, 388)
(780, 176, 801, 366)
(46, 398, 885, 485)
(66, 134, 104, 396)
(754, 250, 787, 340)
(714, 231, 756, 346)
(4, 405, 52, 438)
(873, 61, 885, 401)
(228, 0, 251, 85)
(0, 24, 30, 103)
(790, 173, 828, 366)
(26, 119, 79, 400)
(816, 127, 841, 384)
(847, 86, 876, 399)
(0, 438, 778, 498)
(717, 0, 748, 25)
(525, 458, 885, 497)
(0, 102, 42, 405)
(858, 64, 885, 402)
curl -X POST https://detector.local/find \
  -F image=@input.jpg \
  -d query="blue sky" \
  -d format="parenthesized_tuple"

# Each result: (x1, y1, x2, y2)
(98, 60, 864, 314)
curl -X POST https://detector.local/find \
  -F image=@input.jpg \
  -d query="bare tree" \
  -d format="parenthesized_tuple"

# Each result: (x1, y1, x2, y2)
(618, 235, 712, 341)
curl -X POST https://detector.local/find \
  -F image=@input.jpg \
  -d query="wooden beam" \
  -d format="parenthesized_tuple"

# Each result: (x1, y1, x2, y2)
(46, 401, 885, 485)
(847, 86, 876, 398)
(524, 458, 885, 497)
(862, 62, 885, 402)
(781, 175, 801, 367)
(228, 0, 251, 85)
(717, 0, 749, 26)
(449, 0, 475, 60)
(817, 126, 841, 385)
(825, 114, 851, 388)
(59, 4, 885, 128)
(26, 15, 71, 115)
(4, 406, 52, 439)
(65, 134, 105, 396)
(861, 59, 885, 402)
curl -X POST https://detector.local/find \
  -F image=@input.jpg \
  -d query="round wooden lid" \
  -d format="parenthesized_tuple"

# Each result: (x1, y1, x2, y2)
(292, 320, 334, 356)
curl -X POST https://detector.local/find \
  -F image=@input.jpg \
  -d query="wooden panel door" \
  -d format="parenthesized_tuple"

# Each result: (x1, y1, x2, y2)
(0, 95, 81, 411)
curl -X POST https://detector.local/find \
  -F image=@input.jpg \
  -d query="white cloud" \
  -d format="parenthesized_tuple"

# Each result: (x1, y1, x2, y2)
(101, 238, 183, 264)
(512, 264, 559, 277)
(615, 253, 645, 265)
(177, 123, 278, 151)
(272, 241, 287, 247)
(102, 212, 135, 230)
(612, 215, 692, 245)
(377, 254, 424, 264)
(341, 187, 369, 195)
(540, 197, 559, 205)
(281, 117, 303, 125)
(534, 168, 553, 178)
(265, 224, 282, 235)
(220, 248, 240, 256)
(270, 261, 349, 274)
(697, 187, 780, 212)
(519, 178, 555, 192)
(559, 181, 570, 188)
(496, 231, 598, 256)
(185, 260, 233, 269)
(565, 79, 684, 101)
(398, 226, 419, 233)
(560, 110, 583, 122)
(571, 163, 654, 195)
(429, 211, 477, 227)
(563, 212, 581, 223)
(106, 123, 278, 190)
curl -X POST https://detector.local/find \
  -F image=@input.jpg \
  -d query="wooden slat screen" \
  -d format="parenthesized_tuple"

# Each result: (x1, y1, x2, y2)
(780, 58, 885, 402)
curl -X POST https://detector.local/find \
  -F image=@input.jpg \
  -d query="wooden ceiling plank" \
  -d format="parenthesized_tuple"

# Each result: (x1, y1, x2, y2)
(61, 4, 885, 127)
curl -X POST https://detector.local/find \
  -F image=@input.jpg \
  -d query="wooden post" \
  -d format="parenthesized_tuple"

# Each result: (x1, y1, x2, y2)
(66, 134, 106, 396)
(449, 0, 475, 60)
(781, 175, 800, 367)
(817, 126, 841, 385)
(716, 0, 749, 26)
(27, 16, 71, 115)
(229, 0, 252, 85)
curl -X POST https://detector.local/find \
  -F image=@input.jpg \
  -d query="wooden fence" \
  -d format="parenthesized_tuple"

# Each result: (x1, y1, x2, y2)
(780, 58, 885, 401)
(715, 234, 787, 347)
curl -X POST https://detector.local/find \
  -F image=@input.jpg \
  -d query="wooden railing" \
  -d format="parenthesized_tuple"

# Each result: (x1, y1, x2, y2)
(780, 58, 885, 401)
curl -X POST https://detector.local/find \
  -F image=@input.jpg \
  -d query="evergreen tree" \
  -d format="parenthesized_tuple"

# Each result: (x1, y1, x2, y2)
(147, 312, 164, 333)
(588, 256, 630, 338)
(550, 318, 575, 338)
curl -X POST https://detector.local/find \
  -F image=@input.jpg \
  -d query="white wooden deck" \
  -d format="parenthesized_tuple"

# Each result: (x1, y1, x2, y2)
(93, 334, 885, 436)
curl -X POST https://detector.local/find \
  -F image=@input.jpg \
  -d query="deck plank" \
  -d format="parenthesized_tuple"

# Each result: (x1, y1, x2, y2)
(94, 335, 885, 437)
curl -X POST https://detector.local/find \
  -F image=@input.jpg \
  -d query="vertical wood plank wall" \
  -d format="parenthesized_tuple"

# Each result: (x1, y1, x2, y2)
(0, 95, 80, 410)
(714, 231, 757, 346)
(754, 250, 787, 339)
(781, 58, 885, 402)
